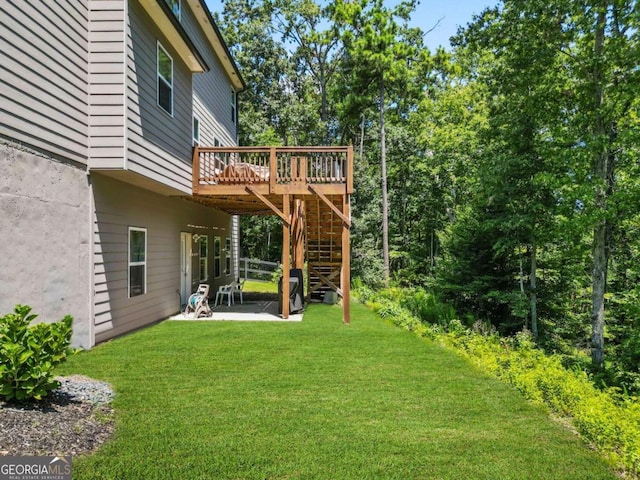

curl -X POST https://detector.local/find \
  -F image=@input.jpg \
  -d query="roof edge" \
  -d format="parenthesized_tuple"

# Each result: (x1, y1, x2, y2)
(188, 0, 246, 91)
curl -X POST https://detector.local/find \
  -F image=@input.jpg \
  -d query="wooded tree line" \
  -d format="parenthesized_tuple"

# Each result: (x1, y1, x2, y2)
(215, 0, 640, 392)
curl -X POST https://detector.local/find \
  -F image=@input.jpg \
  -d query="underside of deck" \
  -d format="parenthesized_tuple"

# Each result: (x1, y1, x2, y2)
(188, 146, 353, 323)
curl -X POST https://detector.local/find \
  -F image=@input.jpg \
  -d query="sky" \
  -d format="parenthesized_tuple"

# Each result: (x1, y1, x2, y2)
(204, 0, 498, 51)
(415, 0, 497, 50)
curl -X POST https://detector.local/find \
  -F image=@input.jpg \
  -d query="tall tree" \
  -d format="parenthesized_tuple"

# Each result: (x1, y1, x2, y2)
(332, 0, 427, 286)
(450, 0, 639, 364)
(271, 0, 343, 142)
(216, 0, 328, 145)
(568, 0, 637, 368)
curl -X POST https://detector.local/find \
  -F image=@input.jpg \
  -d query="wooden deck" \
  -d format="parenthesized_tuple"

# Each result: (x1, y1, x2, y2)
(191, 146, 353, 323)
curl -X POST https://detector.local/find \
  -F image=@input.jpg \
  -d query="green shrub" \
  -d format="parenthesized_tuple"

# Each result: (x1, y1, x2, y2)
(445, 328, 640, 476)
(0, 305, 76, 402)
(399, 288, 457, 327)
(354, 288, 640, 476)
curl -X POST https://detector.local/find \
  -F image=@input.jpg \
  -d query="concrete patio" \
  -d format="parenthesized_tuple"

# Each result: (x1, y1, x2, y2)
(170, 293, 304, 322)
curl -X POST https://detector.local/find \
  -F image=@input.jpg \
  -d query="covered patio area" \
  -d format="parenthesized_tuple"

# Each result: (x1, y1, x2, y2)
(171, 291, 304, 322)
(189, 146, 353, 323)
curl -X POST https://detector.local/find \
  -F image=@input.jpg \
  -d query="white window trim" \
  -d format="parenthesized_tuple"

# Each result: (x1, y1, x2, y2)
(157, 41, 174, 117)
(193, 116, 200, 146)
(128, 227, 147, 298)
(231, 89, 237, 124)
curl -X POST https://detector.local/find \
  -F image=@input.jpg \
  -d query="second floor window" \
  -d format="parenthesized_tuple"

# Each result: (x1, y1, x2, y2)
(193, 116, 200, 146)
(231, 89, 236, 124)
(165, 0, 180, 20)
(157, 42, 173, 116)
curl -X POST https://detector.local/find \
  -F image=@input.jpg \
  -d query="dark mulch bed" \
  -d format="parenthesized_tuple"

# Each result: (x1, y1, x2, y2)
(0, 378, 115, 457)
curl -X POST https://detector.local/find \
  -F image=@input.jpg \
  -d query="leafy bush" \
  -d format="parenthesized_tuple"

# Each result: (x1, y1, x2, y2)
(449, 330, 640, 476)
(354, 287, 640, 476)
(0, 305, 76, 401)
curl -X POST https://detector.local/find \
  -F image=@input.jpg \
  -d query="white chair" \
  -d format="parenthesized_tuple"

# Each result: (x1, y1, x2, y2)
(232, 279, 245, 305)
(214, 283, 234, 307)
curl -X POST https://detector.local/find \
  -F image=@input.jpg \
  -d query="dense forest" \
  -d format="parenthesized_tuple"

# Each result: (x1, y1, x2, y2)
(214, 0, 640, 393)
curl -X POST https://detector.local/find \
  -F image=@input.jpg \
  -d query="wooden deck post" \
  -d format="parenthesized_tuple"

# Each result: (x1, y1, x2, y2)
(342, 193, 351, 324)
(282, 194, 291, 319)
(292, 197, 305, 269)
(269, 147, 277, 194)
(192, 147, 200, 195)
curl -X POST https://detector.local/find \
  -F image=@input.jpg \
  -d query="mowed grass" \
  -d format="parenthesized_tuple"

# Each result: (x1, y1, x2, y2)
(243, 279, 278, 294)
(60, 302, 616, 479)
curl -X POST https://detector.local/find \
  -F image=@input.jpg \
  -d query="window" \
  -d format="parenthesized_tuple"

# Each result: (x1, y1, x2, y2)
(231, 89, 236, 124)
(225, 238, 232, 275)
(193, 116, 200, 146)
(157, 42, 173, 116)
(165, 0, 180, 20)
(214, 236, 221, 278)
(129, 227, 147, 297)
(199, 235, 208, 281)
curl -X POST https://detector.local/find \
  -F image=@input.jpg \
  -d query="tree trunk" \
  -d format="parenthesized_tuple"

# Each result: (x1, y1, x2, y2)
(591, 214, 607, 368)
(359, 115, 365, 163)
(430, 229, 435, 269)
(530, 241, 538, 340)
(380, 78, 390, 286)
(590, 5, 608, 369)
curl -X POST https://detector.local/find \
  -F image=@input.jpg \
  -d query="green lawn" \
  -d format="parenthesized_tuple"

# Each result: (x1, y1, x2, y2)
(60, 302, 616, 479)
(242, 279, 278, 294)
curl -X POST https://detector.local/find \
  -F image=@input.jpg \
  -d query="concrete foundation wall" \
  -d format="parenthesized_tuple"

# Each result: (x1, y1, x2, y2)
(0, 143, 92, 348)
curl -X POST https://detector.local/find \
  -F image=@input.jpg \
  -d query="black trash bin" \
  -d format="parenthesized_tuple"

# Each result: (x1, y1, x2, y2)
(278, 268, 304, 314)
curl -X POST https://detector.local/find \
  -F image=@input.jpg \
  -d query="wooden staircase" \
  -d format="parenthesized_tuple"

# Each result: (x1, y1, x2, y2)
(305, 194, 344, 300)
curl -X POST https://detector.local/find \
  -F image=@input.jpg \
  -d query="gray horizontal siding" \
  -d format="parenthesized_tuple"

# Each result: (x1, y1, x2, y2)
(183, 5, 237, 147)
(92, 174, 235, 343)
(0, 0, 88, 164)
(125, 0, 193, 194)
(89, 0, 126, 168)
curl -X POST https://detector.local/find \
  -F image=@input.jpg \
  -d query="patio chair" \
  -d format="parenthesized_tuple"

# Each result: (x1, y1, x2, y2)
(214, 283, 234, 307)
(232, 278, 245, 305)
(184, 284, 212, 318)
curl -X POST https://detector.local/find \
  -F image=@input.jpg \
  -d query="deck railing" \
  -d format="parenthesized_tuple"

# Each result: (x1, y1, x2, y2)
(192, 146, 353, 195)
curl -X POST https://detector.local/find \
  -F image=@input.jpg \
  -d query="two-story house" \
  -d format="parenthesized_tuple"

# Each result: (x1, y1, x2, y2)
(0, 0, 245, 348)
